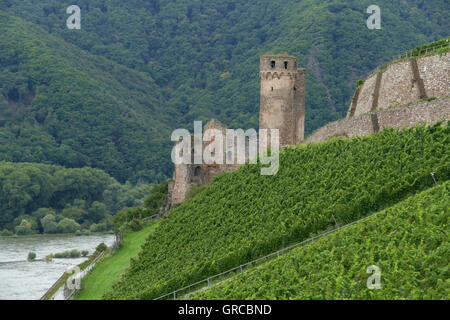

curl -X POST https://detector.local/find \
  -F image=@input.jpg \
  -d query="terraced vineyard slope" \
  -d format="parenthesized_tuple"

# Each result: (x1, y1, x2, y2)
(106, 124, 449, 299)
(192, 182, 449, 300)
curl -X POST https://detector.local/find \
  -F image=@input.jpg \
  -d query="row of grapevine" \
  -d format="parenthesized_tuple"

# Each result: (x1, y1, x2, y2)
(192, 182, 449, 299)
(106, 124, 449, 299)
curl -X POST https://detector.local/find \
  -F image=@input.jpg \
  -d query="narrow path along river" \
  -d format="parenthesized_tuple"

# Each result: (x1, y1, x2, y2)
(0, 234, 115, 300)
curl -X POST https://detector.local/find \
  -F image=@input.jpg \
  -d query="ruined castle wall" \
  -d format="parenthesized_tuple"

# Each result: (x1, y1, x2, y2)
(350, 52, 449, 118)
(305, 97, 449, 144)
(377, 96, 450, 129)
(260, 72, 297, 146)
(417, 52, 450, 99)
(353, 73, 377, 117)
(171, 164, 193, 205)
(260, 55, 305, 147)
(377, 60, 420, 110)
(294, 69, 306, 142)
(304, 114, 373, 143)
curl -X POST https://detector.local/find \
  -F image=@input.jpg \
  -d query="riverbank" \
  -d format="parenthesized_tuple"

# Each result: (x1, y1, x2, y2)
(0, 233, 115, 300)
(74, 220, 160, 300)
(0, 231, 114, 239)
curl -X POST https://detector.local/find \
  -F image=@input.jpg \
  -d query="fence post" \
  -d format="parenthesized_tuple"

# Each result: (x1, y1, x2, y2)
(207, 278, 210, 288)
(240, 265, 243, 273)
(173, 291, 176, 300)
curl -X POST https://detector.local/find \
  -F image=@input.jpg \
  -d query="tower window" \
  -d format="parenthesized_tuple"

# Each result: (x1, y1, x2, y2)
(271, 87, 274, 91)
(271, 60, 276, 68)
(194, 166, 201, 177)
(284, 61, 288, 69)
(294, 86, 297, 91)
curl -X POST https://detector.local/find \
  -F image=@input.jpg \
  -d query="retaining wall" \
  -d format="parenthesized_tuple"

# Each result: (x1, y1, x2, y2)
(305, 97, 449, 144)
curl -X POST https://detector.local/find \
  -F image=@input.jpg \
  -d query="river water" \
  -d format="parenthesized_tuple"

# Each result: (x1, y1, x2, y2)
(0, 234, 115, 300)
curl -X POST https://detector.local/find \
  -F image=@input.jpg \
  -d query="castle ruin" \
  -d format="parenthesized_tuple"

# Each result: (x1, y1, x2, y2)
(169, 55, 305, 205)
(259, 55, 306, 146)
(168, 50, 449, 208)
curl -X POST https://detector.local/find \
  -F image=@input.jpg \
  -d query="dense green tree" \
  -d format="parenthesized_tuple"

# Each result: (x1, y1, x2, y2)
(40, 214, 58, 234)
(0, 162, 154, 234)
(57, 218, 80, 234)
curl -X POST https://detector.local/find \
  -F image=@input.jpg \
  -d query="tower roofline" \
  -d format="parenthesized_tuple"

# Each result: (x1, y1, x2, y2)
(260, 54, 297, 59)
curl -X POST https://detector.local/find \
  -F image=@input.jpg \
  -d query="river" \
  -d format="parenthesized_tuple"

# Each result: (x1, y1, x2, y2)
(0, 234, 115, 300)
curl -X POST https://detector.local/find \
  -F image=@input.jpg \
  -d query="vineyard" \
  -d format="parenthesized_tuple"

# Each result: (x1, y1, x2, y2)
(192, 182, 450, 299)
(106, 124, 449, 299)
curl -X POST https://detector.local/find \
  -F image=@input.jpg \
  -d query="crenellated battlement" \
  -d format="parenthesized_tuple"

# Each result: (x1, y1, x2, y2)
(259, 71, 300, 80)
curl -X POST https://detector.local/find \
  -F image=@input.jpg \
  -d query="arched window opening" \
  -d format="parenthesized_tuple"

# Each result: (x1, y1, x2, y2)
(271, 60, 276, 68)
(284, 61, 288, 69)
(194, 166, 201, 177)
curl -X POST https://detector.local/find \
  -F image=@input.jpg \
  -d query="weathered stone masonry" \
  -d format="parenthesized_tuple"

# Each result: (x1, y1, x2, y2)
(349, 52, 449, 118)
(305, 97, 450, 144)
(260, 55, 306, 146)
(171, 55, 306, 205)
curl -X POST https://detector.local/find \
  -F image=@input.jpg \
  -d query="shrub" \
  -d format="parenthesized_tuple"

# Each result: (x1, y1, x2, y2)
(57, 218, 80, 234)
(354, 79, 364, 88)
(53, 249, 81, 259)
(90, 222, 107, 233)
(1, 229, 13, 237)
(69, 249, 81, 258)
(126, 219, 143, 232)
(95, 243, 108, 254)
(41, 214, 58, 234)
(27, 252, 36, 261)
(81, 250, 89, 257)
(15, 219, 33, 235)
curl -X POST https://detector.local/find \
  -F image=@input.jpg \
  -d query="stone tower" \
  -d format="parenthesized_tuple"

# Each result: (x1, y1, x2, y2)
(259, 55, 306, 146)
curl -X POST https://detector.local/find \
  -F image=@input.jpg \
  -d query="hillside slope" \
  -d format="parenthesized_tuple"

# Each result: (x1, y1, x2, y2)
(105, 124, 449, 299)
(1, 1, 449, 182)
(191, 182, 449, 300)
(74, 220, 161, 300)
(0, 12, 176, 183)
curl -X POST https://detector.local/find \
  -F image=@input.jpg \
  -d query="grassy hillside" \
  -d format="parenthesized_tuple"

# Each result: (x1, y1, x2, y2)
(74, 220, 161, 300)
(1, 1, 449, 182)
(105, 124, 449, 299)
(191, 182, 449, 300)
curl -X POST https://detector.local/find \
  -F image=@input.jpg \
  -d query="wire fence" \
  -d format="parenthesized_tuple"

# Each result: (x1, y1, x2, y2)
(154, 210, 382, 300)
(141, 214, 159, 223)
(368, 42, 449, 76)
(65, 251, 105, 300)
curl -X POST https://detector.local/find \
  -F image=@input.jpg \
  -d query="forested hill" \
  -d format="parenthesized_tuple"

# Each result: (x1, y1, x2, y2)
(1, 0, 449, 183)
(0, 12, 176, 183)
